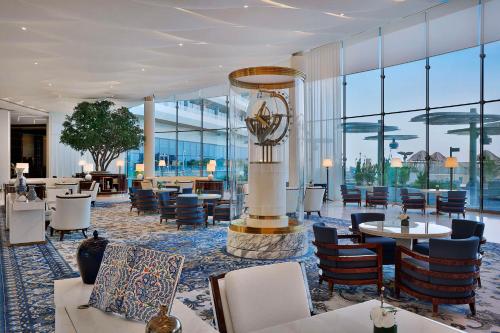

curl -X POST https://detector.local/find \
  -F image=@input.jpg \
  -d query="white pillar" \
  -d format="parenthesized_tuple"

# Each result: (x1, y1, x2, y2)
(0, 110, 11, 184)
(289, 53, 305, 188)
(144, 95, 155, 178)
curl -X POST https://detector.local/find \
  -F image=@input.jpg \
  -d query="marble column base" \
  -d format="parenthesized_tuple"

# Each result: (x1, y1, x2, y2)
(226, 225, 308, 259)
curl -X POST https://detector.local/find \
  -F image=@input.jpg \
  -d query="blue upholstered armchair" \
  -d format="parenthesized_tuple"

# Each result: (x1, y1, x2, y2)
(400, 188, 426, 214)
(340, 185, 362, 207)
(313, 222, 383, 294)
(350, 213, 396, 265)
(366, 186, 388, 208)
(134, 189, 158, 215)
(129, 187, 137, 212)
(175, 195, 207, 230)
(414, 219, 485, 256)
(437, 190, 467, 218)
(395, 237, 481, 315)
(158, 191, 176, 224)
(213, 201, 231, 224)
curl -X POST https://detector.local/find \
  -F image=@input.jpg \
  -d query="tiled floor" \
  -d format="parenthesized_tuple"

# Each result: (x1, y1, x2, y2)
(320, 200, 500, 243)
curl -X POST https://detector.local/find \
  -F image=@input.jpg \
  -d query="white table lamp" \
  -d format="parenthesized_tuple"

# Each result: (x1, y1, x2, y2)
(136, 163, 144, 180)
(16, 163, 29, 174)
(390, 157, 403, 203)
(207, 162, 216, 180)
(116, 160, 124, 174)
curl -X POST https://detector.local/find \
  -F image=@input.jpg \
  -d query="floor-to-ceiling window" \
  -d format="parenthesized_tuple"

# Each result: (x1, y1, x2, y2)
(341, 1, 500, 212)
(126, 95, 241, 186)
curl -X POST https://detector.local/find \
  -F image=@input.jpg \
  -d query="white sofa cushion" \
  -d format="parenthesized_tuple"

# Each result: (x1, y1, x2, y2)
(224, 262, 311, 333)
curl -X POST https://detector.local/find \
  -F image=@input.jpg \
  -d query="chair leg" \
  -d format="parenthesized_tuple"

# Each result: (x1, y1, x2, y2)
(50, 227, 54, 237)
(469, 302, 476, 316)
(306, 212, 311, 218)
(328, 281, 334, 297)
(432, 303, 438, 315)
(477, 276, 482, 288)
(319, 276, 323, 285)
(177, 224, 181, 230)
(59, 231, 65, 241)
(82, 229, 87, 238)
(463, 212, 466, 218)
(317, 211, 322, 217)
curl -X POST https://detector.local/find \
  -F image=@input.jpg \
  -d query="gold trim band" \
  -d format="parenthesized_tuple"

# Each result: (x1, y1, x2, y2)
(229, 66, 305, 90)
(248, 214, 284, 220)
(229, 218, 304, 234)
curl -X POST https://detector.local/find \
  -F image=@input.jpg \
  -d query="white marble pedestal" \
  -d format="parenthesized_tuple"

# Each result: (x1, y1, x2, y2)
(226, 219, 308, 259)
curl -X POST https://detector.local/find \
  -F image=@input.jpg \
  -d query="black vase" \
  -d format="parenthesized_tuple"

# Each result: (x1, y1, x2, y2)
(77, 230, 109, 284)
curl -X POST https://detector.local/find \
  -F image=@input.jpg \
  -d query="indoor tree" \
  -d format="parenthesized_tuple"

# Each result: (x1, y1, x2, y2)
(60, 100, 144, 172)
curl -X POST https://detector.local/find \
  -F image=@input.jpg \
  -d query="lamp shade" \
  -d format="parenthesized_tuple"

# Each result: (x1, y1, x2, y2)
(84, 163, 94, 173)
(158, 160, 166, 167)
(116, 160, 124, 167)
(78, 160, 86, 166)
(322, 158, 333, 168)
(444, 157, 458, 168)
(135, 163, 144, 172)
(207, 162, 216, 172)
(16, 163, 29, 173)
(390, 157, 403, 168)
(208, 159, 216, 166)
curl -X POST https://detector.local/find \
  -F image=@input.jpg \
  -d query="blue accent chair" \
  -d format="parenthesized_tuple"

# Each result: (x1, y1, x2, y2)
(313, 222, 383, 294)
(414, 219, 485, 256)
(176, 195, 207, 230)
(400, 188, 426, 214)
(134, 189, 158, 215)
(396, 237, 481, 315)
(366, 186, 388, 208)
(182, 187, 193, 194)
(351, 213, 396, 265)
(158, 192, 176, 223)
(437, 190, 467, 218)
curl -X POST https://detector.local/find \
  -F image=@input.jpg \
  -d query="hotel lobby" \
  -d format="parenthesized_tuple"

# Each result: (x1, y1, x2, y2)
(1, 0, 499, 332)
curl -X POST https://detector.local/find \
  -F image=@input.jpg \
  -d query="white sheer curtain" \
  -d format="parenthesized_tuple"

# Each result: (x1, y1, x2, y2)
(304, 43, 343, 200)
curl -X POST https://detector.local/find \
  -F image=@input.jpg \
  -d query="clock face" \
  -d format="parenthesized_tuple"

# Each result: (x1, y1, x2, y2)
(245, 90, 290, 146)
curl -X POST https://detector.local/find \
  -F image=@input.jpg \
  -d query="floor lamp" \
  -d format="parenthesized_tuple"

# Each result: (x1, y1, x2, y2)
(390, 157, 402, 204)
(322, 158, 333, 202)
(444, 148, 459, 190)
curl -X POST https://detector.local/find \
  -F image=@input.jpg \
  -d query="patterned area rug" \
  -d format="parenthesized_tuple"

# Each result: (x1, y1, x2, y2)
(1, 201, 499, 332)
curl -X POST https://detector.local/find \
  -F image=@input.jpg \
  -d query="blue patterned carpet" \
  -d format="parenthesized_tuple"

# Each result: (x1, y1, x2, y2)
(1, 202, 499, 332)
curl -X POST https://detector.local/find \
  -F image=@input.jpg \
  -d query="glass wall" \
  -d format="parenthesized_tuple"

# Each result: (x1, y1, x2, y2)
(343, 40, 500, 212)
(127, 96, 246, 186)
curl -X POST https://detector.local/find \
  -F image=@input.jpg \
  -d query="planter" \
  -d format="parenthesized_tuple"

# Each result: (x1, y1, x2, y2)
(76, 231, 109, 284)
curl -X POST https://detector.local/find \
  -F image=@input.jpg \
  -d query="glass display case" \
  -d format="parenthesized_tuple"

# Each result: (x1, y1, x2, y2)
(227, 66, 307, 259)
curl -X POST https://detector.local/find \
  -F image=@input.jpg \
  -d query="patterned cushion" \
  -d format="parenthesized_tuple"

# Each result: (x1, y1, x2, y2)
(88, 244, 184, 323)
(88, 244, 135, 313)
(122, 248, 184, 322)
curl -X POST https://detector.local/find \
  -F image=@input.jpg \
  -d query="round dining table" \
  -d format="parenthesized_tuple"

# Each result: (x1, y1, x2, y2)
(358, 220, 451, 249)
(178, 193, 221, 200)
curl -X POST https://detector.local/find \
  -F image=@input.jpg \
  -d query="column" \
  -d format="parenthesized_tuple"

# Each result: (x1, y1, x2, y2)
(0, 110, 10, 184)
(144, 95, 155, 178)
(289, 53, 305, 188)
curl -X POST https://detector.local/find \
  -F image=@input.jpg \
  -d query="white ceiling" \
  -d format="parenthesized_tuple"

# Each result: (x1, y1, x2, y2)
(0, 0, 445, 114)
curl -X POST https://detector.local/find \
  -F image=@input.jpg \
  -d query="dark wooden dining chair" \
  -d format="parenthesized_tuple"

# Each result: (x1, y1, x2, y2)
(175, 195, 207, 230)
(134, 189, 158, 215)
(400, 188, 426, 214)
(366, 186, 388, 208)
(437, 190, 466, 218)
(313, 222, 383, 294)
(340, 185, 362, 207)
(395, 237, 481, 315)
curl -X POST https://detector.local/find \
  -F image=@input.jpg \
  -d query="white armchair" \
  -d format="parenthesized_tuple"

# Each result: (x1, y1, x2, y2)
(286, 187, 299, 214)
(304, 187, 325, 217)
(49, 194, 91, 241)
(80, 181, 99, 206)
(210, 262, 312, 333)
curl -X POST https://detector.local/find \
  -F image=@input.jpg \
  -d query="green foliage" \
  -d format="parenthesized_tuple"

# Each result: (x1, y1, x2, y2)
(60, 100, 144, 171)
(398, 166, 410, 185)
(484, 156, 499, 182)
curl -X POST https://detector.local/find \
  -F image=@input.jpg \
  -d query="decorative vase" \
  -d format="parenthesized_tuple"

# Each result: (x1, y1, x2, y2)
(137, 173, 144, 180)
(76, 231, 109, 284)
(14, 168, 27, 194)
(85, 173, 92, 181)
(145, 305, 182, 333)
(374, 325, 397, 333)
(401, 218, 409, 227)
(26, 186, 38, 201)
(207, 174, 214, 181)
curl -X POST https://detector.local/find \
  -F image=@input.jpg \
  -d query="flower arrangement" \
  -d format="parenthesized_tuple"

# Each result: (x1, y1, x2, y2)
(398, 212, 410, 227)
(370, 287, 397, 332)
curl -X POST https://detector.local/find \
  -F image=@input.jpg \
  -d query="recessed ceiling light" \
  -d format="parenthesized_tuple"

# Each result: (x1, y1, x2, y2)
(110, 85, 113, 89)
(48, 83, 52, 87)
(218, 65, 223, 68)
(141, 68, 145, 72)
(178, 43, 184, 47)
(21, 26, 27, 31)
(34, 61, 38, 65)
(244, 5, 249, 8)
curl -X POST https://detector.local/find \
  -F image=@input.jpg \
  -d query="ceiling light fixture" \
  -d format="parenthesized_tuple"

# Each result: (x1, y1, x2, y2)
(141, 68, 145, 72)
(34, 61, 38, 65)
(48, 83, 52, 87)
(260, 0, 297, 9)
(21, 26, 27, 31)
(218, 65, 223, 68)
(324, 12, 349, 18)
(178, 43, 184, 47)
(244, 5, 249, 8)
